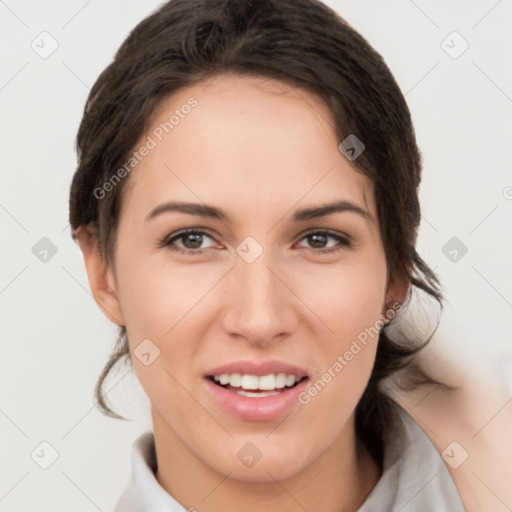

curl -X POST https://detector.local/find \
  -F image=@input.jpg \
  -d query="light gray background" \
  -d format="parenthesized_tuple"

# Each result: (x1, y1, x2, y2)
(1, 1, 511, 510)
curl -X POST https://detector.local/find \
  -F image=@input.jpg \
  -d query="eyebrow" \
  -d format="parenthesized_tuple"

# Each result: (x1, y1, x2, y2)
(145, 200, 375, 225)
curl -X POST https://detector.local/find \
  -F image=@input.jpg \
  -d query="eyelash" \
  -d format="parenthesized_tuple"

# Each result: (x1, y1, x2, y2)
(158, 228, 352, 256)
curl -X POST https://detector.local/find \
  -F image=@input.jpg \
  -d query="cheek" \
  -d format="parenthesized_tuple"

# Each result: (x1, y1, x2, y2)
(293, 253, 386, 406)
(113, 242, 225, 397)
(114, 240, 200, 336)
(294, 252, 388, 343)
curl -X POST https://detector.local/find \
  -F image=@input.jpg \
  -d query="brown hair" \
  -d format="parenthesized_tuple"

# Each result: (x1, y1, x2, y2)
(69, 0, 447, 468)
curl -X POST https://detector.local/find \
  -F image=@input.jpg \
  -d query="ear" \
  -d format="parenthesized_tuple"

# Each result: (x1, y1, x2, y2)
(383, 273, 410, 317)
(74, 224, 126, 327)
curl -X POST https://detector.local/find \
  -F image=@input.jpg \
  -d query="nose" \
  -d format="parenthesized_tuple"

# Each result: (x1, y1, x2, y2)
(221, 249, 297, 348)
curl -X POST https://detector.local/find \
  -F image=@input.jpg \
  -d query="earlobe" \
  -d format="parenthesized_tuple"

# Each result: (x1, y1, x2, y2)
(74, 224, 126, 327)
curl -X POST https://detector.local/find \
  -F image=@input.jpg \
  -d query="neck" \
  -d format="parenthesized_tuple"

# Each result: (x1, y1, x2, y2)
(152, 409, 382, 512)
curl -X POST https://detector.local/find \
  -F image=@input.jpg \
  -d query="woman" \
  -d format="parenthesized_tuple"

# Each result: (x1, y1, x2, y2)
(68, 0, 467, 510)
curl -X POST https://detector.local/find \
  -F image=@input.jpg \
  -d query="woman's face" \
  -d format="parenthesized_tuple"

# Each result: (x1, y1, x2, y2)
(93, 73, 405, 481)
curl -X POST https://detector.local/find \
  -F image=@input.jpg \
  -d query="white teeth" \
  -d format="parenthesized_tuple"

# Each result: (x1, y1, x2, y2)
(285, 374, 296, 387)
(218, 374, 230, 385)
(212, 372, 300, 391)
(229, 373, 242, 387)
(241, 375, 259, 390)
(275, 373, 287, 388)
(236, 389, 282, 398)
(258, 374, 276, 390)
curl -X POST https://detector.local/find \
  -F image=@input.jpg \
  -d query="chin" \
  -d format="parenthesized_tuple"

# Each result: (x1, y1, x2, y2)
(224, 459, 307, 483)
(210, 441, 313, 483)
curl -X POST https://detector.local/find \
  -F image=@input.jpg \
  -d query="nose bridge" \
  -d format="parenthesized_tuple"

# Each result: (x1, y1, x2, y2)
(222, 245, 295, 344)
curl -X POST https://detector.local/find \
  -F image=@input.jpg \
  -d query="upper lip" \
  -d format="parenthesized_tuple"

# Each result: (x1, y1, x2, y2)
(205, 360, 309, 379)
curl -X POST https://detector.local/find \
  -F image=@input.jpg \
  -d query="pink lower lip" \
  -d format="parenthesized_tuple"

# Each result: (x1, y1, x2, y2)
(203, 377, 309, 421)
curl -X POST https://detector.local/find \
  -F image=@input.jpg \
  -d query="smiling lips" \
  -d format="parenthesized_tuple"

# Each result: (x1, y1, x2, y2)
(204, 360, 310, 420)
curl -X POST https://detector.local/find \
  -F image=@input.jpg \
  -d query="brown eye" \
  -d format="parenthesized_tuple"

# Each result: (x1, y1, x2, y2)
(297, 230, 351, 253)
(160, 229, 216, 255)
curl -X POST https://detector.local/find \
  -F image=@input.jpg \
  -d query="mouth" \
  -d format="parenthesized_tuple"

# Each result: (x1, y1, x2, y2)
(203, 361, 310, 421)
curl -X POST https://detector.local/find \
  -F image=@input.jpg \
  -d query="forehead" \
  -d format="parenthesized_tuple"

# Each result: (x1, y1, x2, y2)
(121, 73, 375, 226)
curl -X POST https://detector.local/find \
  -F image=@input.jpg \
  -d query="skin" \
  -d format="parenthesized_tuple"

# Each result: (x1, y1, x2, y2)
(390, 316, 512, 512)
(76, 73, 409, 512)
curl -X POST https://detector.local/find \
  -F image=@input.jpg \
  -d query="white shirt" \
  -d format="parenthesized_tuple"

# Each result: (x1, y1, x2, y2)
(114, 401, 466, 511)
